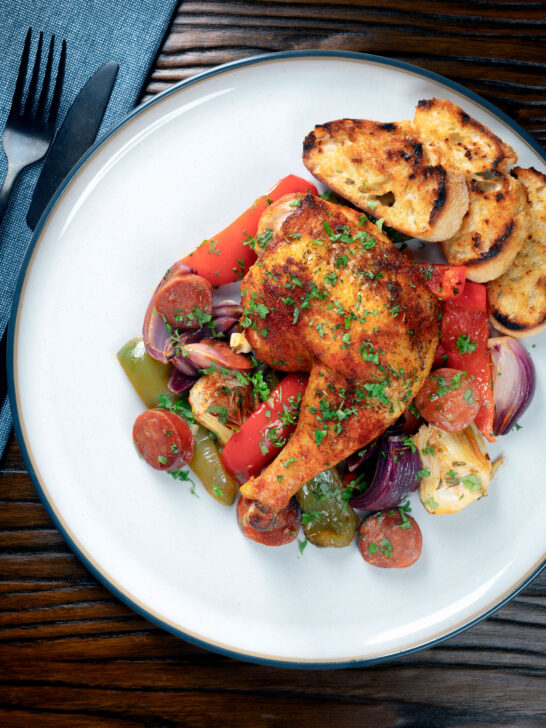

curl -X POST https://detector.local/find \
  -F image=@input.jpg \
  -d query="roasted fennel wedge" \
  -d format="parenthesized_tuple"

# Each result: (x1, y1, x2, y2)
(414, 423, 503, 515)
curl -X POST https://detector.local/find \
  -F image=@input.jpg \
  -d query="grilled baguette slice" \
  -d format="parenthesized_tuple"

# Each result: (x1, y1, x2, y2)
(302, 118, 468, 242)
(487, 167, 546, 338)
(413, 98, 525, 280)
(413, 98, 517, 176)
(441, 170, 529, 282)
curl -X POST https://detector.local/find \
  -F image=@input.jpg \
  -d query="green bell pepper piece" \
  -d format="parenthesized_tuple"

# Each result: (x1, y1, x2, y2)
(117, 336, 172, 409)
(296, 468, 359, 548)
(191, 426, 238, 506)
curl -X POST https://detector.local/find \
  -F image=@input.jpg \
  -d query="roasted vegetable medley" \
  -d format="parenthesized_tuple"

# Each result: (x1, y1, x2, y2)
(119, 172, 538, 569)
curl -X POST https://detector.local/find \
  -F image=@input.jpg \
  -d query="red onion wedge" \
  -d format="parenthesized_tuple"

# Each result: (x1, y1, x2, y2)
(168, 367, 199, 394)
(211, 316, 240, 335)
(489, 336, 536, 435)
(142, 307, 171, 364)
(347, 439, 379, 472)
(170, 348, 199, 376)
(349, 433, 422, 511)
(212, 300, 242, 319)
(183, 340, 252, 371)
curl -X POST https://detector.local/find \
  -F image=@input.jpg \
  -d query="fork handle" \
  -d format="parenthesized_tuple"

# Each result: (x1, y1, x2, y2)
(0, 164, 24, 228)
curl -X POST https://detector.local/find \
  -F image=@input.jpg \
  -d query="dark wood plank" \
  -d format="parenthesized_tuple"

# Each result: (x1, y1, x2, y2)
(1, 432, 545, 727)
(142, 1, 546, 145)
(2, 2, 545, 726)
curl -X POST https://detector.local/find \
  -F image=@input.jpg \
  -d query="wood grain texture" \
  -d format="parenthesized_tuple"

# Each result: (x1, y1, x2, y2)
(2, 2, 546, 726)
(142, 0, 546, 147)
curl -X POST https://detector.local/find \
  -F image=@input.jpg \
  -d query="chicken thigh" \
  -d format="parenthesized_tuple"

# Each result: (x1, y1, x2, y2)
(240, 193, 439, 510)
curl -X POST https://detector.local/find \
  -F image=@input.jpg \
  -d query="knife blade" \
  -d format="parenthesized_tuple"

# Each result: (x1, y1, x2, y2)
(26, 60, 119, 230)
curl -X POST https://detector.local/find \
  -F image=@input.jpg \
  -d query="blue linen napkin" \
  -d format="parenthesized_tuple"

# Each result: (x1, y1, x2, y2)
(0, 0, 179, 458)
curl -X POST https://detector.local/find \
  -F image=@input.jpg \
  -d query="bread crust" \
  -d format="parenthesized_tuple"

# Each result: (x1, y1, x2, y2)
(487, 166, 546, 338)
(414, 98, 517, 176)
(441, 171, 529, 282)
(302, 118, 468, 242)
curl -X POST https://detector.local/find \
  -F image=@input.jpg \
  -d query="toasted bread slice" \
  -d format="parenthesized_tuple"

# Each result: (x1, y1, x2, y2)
(487, 167, 546, 338)
(302, 118, 468, 242)
(441, 170, 529, 282)
(413, 98, 517, 176)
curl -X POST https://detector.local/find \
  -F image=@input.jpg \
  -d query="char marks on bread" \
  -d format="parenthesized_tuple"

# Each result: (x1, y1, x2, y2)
(413, 98, 528, 282)
(487, 167, 546, 338)
(302, 117, 469, 243)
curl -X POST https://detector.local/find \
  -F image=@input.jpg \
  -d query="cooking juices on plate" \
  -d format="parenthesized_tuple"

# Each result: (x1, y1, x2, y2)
(119, 99, 543, 569)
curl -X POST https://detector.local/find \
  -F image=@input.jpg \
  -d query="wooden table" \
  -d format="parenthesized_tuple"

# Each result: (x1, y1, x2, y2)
(1, 3, 545, 726)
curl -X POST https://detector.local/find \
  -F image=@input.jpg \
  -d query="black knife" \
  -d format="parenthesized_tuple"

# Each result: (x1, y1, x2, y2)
(26, 60, 119, 230)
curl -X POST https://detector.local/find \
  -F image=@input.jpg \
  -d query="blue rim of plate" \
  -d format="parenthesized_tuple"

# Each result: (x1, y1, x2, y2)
(8, 50, 546, 669)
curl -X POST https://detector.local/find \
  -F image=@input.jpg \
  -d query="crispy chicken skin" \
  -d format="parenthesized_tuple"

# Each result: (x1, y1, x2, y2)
(239, 194, 440, 510)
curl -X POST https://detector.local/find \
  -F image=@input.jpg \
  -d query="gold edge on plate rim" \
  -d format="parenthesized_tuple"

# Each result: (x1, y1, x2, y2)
(11, 52, 546, 665)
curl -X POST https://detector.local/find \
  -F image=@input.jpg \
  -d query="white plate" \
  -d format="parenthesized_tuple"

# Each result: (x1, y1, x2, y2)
(9, 52, 546, 666)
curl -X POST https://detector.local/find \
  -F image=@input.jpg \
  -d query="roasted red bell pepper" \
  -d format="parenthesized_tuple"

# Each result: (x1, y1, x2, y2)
(440, 281, 495, 442)
(221, 373, 308, 483)
(415, 263, 467, 300)
(182, 175, 318, 286)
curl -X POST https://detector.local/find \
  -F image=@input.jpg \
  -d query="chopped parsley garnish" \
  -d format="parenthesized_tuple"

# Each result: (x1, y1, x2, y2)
(208, 238, 220, 255)
(462, 474, 482, 492)
(301, 511, 321, 526)
(249, 369, 271, 402)
(243, 227, 273, 251)
(157, 393, 196, 425)
(430, 371, 466, 399)
(398, 500, 412, 529)
(380, 537, 393, 557)
(254, 303, 270, 318)
(169, 469, 197, 495)
(416, 264, 434, 281)
(456, 333, 477, 354)
(360, 340, 379, 364)
(425, 496, 439, 511)
(206, 405, 228, 424)
(314, 425, 328, 446)
(402, 436, 416, 452)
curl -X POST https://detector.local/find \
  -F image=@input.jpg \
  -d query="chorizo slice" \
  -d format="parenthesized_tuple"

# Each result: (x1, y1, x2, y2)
(154, 273, 213, 330)
(358, 510, 422, 568)
(133, 409, 194, 471)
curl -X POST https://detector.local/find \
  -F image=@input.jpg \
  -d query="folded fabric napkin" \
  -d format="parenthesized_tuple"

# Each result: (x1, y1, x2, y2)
(0, 0, 179, 458)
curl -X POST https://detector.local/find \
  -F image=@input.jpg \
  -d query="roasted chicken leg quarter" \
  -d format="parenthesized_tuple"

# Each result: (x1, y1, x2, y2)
(239, 193, 440, 510)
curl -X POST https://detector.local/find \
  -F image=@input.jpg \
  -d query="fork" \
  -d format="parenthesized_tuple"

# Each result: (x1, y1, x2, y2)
(0, 28, 66, 226)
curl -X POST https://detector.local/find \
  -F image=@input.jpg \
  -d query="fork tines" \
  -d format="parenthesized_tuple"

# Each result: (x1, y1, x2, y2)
(9, 28, 66, 128)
